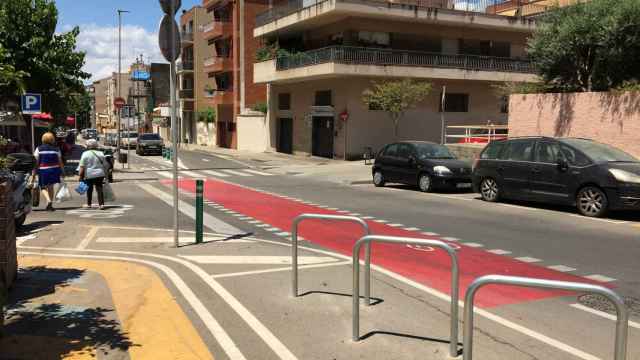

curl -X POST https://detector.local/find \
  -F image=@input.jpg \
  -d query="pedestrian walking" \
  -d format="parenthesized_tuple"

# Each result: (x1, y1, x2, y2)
(32, 132, 64, 211)
(78, 139, 108, 210)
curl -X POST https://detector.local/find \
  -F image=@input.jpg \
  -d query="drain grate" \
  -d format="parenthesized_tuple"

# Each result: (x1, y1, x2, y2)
(578, 294, 640, 317)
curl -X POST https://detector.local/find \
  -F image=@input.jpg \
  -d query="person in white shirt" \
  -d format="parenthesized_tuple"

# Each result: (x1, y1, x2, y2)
(78, 139, 108, 210)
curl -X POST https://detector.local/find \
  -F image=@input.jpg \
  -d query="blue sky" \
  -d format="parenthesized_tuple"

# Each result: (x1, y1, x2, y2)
(55, 0, 201, 82)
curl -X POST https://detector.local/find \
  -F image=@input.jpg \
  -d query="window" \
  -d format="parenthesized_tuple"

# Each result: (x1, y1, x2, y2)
(384, 144, 398, 157)
(560, 138, 636, 163)
(278, 93, 291, 110)
(559, 144, 592, 167)
(397, 144, 414, 159)
(500, 140, 534, 161)
(314, 90, 332, 106)
(535, 142, 560, 163)
(481, 141, 506, 160)
(440, 93, 469, 112)
(357, 31, 390, 46)
(499, 96, 509, 114)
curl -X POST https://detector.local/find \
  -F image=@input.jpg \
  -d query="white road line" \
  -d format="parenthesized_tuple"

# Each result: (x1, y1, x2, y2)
(441, 237, 460, 242)
(96, 237, 255, 244)
(499, 203, 538, 211)
(403, 227, 420, 231)
(583, 274, 617, 282)
(181, 170, 205, 179)
(349, 213, 361, 216)
(248, 220, 262, 224)
(373, 219, 388, 223)
(428, 193, 473, 201)
(568, 214, 628, 224)
(139, 183, 243, 235)
(487, 249, 512, 255)
(156, 171, 177, 179)
(275, 232, 291, 237)
(388, 223, 404, 227)
(232, 214, 245, 217)
(202, 158, 210, 162)
(22, 244, 601, 360)
(266, 228, 280, 232)
(463, 242, 484, 248)
(361, 216, 375, 220)
(256, 224, 270, 228)
(202, 170, 230, 177)
(179, 255, 338, 265)
(76, 226, 99, 250)
(239, 217, 253, 221)
(515, 256, 541, 263)
(222, 169, 252, 177)
(327, 207, 339, 211)
(547, 265, 576, 272)
(336, 210, 350, 214)
(243, 169, 273, 176)
(570, 304, 640, 329)
(212, 261, 351, 279)
(19, 251, 248, 360)
(317, 205, 330, 209)
(422, 232, 439, 236)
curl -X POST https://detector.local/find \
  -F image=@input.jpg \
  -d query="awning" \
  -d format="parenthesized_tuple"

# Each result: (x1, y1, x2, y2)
(0, 111, 26, 126)
(32, 113, 54, 120)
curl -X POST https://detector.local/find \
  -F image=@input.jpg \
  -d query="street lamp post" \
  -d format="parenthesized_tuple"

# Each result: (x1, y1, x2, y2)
(117, 9, 130, 165)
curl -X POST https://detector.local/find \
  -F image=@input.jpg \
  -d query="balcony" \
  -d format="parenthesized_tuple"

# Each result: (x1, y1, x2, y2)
(204, 88, 234, 103)
(179, 89, 194, 99)
(181, 31, 194, 45)
(254, 46, 538, 83)
(129, 87, 152, 97)
(202, 20, 233, 40)
(177, 61, 194, 73)
(254, 0, 538, 37)
(203, 56, 232, 73)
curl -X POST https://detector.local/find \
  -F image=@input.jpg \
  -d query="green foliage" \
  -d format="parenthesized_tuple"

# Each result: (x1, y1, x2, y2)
(0, 0, 90, 121)
(255, 42, 297, 62)
(492, 82, 555, 96)
(528, 0, 640, 92)
(362, 79, 432, 138)
(197, 107, 216, 123)
(252, 102, 268, 114)
(613, 80, 640, 93)
(0, 135, 9, 170)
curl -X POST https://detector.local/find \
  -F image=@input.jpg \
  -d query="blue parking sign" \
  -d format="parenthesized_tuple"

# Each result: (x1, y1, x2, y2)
(21, 93, 42, 115)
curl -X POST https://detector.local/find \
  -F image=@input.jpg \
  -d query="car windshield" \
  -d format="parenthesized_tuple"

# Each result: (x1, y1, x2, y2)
(140, 134, 160, 140)
(561, 139, 638, 162)
(414, 143, 456, 159)
(128, 133, 138, 138)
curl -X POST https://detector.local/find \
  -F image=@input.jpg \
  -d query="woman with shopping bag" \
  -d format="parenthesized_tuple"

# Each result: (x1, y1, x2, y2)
(78, 139, 109, 210)
(32, 132, 65, 211)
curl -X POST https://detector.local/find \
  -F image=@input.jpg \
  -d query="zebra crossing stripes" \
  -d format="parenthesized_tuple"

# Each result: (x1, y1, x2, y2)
(155, 168, 275, 179)
(202, 170, 230, 177)
(243, 169, 273, 176)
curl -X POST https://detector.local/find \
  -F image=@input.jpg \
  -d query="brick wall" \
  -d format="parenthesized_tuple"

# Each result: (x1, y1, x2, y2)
(509, 91, 640, 158)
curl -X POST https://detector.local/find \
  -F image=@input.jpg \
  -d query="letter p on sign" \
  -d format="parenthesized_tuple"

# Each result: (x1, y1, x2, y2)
(21, 93, 42, 115)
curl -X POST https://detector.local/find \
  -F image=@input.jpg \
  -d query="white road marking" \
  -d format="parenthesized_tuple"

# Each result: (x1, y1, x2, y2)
(275, 232, 291, 237)
(499, 203, 538, 211)
(403, 227, 420, 231)
(212, 261, 351, 279)
(202, 170, 230, 177)
(441, 237, 460, 242)
(583, 274, 617, 282)
(462, 242, 484, 248)
(317, 205, 330, 209)
(373, 219, 389, 223)
(256, 224, 270, 228)
(239, 217, 253, 220)
(156, 171, 182, 179)
(266, 227, 280, 232)
(96, 237, 255, 244)
(202, 158, 210, 162)
(570, 304, 640, 329)
(139, 184, 243, 235)
(487, 249, 512, 255)
(547, 265, 576, 272)
(19, 251, 248, 360)
(515, 256, 541, 263)
(181, 170, 205, 179)
(422, 232, 439, 236)
(232, 214, 245, 217)
(16, 234, 37, 245)
(327, 207, 339, 211)
(76, 226, 99, 250)
(428, 193, 473, 201)
(568, 214, 628, 224)
(388, 223, 404, 227)
(336, 210, 350, 214)
(179, 255, 338, 265)
(361, 216, 375, 220)
(222, 169, 252, 177)
(349, 213, 361, 216)
(248, 220, 262, 224)
(244, 169, 274, 176)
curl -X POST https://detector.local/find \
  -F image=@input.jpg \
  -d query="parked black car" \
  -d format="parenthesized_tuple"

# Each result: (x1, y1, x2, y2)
(136, 133, 164, 155)
(472, 137, 640, 217)
(372, 141, 472, 192)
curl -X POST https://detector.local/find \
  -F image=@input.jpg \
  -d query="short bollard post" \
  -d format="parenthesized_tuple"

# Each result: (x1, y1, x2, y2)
(195, 179, 204, 244)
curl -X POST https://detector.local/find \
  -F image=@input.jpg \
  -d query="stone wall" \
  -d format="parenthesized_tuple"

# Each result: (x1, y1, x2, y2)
(0, 180, 16, 289)
(509, 91, 640, 158)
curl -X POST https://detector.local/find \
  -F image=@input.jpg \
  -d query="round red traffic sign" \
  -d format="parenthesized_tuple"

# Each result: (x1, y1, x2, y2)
(114, 97, 126, 109)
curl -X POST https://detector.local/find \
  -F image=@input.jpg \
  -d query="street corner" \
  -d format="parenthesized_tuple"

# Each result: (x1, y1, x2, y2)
(1, 255, 214, 360)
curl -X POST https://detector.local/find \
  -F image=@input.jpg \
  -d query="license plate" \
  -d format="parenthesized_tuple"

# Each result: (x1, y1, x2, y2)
(456, 183, 472, 189)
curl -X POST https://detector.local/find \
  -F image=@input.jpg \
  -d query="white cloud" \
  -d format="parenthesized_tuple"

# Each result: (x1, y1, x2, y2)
(70, 24, 167, 83)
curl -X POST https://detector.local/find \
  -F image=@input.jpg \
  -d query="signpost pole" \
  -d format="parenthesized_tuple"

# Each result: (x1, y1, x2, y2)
(30, 115, 35, 152)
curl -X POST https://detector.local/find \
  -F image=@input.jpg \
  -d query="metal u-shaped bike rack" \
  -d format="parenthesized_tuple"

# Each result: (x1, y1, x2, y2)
(291, 213, 371, 302)
(352, 235, 460, 358)
(463, 275, 629, 360)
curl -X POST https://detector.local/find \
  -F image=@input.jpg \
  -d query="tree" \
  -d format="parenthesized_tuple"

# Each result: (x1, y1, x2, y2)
(0, 0, 89, 120)
(362, 79, 432, 138)
(0, 45, 27, 94)
(527, 0, 640, 92)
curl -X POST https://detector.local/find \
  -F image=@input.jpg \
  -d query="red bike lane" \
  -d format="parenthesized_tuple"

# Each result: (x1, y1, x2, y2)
(174, 179, 609, 308)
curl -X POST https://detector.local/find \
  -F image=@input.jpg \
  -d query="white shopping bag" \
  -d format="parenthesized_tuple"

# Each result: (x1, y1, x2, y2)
(55, 183, 72, 203)
(103, 182, 116, 202)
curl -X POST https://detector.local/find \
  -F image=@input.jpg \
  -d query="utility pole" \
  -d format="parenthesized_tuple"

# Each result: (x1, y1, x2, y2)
(117, 9, 130, 161)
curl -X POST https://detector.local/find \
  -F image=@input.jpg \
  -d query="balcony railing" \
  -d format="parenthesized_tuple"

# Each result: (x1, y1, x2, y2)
(204, 88, 233, 98)
(256, 0, 538, 27)
(179, 89, 194, 99)
(177, 61, 194, 72)
(275, 46, 536, 74)
(181, 31, 194, 42)
(129, 87, 152, 97)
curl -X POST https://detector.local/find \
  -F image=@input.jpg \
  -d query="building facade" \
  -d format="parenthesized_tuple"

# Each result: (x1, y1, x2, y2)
(253, 0, 540, 158)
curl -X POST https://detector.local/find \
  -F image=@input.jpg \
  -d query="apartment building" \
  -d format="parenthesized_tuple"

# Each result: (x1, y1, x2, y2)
(91, 77, 109, 132)
(253, 0, 540, 159)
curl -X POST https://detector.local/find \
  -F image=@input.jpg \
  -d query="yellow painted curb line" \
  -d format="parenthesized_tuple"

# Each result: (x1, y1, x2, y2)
(12, 256, 214, 360)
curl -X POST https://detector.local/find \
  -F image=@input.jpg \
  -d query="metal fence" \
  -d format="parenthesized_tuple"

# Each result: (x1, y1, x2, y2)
(276, 46, 535, 73)
(352, 235, 460, 358)
(257, 0, 539, 27)
(291, 214, 372, 302)
(463, 275, 629, 360)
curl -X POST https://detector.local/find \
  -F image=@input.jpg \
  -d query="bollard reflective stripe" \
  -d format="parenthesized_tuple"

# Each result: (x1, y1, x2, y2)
(195, 180, 204, 244)
(462, 275, 628, 360)
(291, 214, 371, 303)
(352, 235, 459, 358)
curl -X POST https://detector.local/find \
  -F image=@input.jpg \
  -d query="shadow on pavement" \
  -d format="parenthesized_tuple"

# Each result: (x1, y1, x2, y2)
(359, 330, 459, 346)
(299, 290, 384, 306)
(16, 220, 64, 236)
(177, 232, 256, 248)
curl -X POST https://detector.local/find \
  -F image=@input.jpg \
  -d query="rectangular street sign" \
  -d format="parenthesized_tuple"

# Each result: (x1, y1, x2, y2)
(21, 93, 42, 115)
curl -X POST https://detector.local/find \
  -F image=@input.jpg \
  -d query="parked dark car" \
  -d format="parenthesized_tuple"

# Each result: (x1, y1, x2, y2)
(136, 133, 164, 155)
(372, 141, 472, 192)
(472, 137, 640, 217)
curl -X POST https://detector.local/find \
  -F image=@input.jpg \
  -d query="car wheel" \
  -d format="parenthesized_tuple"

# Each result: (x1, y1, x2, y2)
(373, 171, 385, 187)
(480, 177, 500, 202)
(577, 186, 608, 218)
(418, 174, 432, 193)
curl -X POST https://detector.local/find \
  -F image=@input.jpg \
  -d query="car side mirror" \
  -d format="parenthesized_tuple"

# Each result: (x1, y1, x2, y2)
(557, 158, 569, 171)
